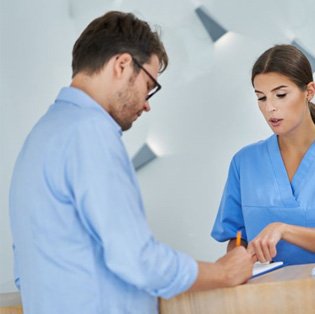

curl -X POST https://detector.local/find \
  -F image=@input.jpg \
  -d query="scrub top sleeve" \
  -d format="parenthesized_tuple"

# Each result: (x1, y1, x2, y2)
(63, 118, 197, 298)
(211, 156, 247, 242)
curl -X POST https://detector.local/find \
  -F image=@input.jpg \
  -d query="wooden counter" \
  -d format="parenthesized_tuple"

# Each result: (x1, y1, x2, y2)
(0, 306, 22, 314)
(160, 263, 315, 314)
(0, 292, 22, 314)
(3, 264, 315, 314)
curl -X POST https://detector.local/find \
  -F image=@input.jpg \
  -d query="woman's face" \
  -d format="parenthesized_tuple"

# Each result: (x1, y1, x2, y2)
(253, 72, 314, 136)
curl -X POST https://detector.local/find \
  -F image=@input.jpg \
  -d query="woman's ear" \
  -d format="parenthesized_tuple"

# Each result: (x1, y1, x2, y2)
(306, 81, 315, 101)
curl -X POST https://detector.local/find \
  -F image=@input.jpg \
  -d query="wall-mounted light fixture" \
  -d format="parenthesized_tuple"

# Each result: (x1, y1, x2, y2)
(194, 6, 227, 42)
(132, 143, 157, 171)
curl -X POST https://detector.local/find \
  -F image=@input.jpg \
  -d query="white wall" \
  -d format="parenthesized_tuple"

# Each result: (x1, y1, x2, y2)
(1, 0, 315, 293)
(0, 0, 75, 292)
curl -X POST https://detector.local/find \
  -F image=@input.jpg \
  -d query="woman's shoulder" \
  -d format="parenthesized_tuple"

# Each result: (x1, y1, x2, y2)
(234, 134, 275, 160)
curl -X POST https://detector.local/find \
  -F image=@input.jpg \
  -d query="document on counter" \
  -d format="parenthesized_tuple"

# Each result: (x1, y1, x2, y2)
(252, 261, 284, 278)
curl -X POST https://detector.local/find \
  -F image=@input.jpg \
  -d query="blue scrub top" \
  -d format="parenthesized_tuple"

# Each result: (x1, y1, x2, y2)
(211, 134, 315, 265)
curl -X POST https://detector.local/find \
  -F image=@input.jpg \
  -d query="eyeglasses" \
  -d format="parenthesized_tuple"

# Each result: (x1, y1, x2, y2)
(132, 57, 162, 101)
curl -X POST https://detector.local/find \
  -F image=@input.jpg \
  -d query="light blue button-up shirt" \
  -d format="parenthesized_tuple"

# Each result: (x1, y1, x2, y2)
(9, 87, 198, 314)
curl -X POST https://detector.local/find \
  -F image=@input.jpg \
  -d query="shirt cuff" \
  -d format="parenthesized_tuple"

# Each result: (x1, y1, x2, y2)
(156, 252, 198, 299)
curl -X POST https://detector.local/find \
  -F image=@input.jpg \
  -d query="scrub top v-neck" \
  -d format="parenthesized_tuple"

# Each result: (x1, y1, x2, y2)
(211, 134, 315, 265)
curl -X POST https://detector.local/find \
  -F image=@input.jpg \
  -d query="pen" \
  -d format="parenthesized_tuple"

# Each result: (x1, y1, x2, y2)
(236, 230, 242, 247)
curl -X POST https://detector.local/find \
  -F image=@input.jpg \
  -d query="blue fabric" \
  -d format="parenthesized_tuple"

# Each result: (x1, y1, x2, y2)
(9, 87, 198, 314)
(211, 134, 315, 265)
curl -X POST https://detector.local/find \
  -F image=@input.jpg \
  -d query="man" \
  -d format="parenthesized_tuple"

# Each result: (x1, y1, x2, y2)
(9, 11, 253, 314)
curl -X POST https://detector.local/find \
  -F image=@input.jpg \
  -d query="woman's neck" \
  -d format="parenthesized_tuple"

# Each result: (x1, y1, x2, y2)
(278, 119, 315, 154)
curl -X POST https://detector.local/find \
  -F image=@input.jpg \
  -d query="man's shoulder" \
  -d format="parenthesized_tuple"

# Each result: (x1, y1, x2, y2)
(47, 102, 114, 135)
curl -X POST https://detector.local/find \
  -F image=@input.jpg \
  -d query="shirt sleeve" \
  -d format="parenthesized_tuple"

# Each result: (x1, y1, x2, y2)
(211, 155, 247, 242)
(61, 117, 198, 299)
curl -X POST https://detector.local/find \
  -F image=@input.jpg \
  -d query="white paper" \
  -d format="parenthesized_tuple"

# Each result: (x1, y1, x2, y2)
(252, 261, 284, 277)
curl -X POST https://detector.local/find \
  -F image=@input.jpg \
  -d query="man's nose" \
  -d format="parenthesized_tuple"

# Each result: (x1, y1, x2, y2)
(144, 101, 151, 112)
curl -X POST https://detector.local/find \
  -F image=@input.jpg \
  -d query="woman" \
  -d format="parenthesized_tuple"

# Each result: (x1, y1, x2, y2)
(211, 44, 315, 265)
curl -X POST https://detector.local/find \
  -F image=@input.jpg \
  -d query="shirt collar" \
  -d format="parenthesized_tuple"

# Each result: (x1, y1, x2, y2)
(55, 86, 122, 135)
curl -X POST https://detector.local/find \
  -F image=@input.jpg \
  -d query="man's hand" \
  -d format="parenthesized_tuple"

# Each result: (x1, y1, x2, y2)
(189, 246, 254, 292)
(215, 246, 254, 286)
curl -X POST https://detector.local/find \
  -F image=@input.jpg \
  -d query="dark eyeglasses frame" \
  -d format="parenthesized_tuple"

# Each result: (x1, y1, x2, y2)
(132, 57, 162, 101)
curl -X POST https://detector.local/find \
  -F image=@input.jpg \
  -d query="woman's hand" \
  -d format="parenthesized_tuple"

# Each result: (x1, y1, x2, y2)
(247, 222, 287, 263)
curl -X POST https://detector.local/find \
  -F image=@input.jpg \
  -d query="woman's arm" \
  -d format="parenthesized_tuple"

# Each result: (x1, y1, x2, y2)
(282, 224, 315, 251)
(247, 223, 315, 262)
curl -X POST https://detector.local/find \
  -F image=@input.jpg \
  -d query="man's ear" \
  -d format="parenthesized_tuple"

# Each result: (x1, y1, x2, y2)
(113, 53, 133, 79)
(306, 81, 315, 101)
